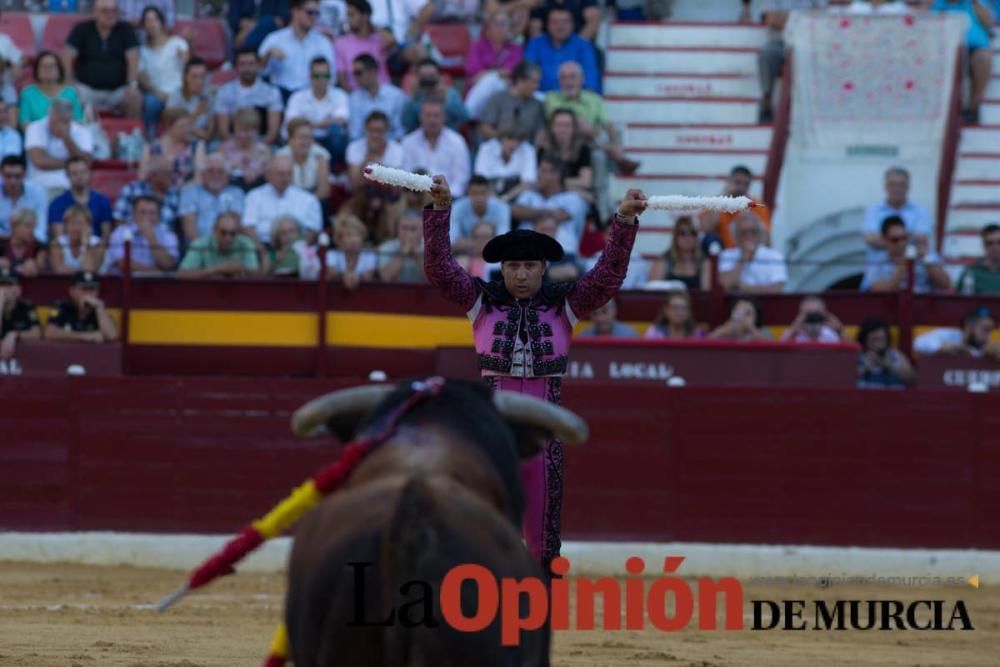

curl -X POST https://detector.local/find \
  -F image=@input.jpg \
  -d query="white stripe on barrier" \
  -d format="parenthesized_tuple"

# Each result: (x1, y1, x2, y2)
(1, 532, 997, 583)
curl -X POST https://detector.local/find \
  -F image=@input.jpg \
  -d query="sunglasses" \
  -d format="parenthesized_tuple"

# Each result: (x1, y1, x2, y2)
(985, 238, 1000, 246)
(305, 8, 319, 16)
(675, 229, 696, 237)
(312, 72, 331, 79)
(887, 235, 908, 243)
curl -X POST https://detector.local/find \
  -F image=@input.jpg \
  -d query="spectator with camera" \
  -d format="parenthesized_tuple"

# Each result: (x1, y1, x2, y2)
(861, 215, 951, 293)
(856, 317, 915, 389)
(709, 298, 774, 341)
(43, 271, 118, 343)
(781, 295, 848, 343)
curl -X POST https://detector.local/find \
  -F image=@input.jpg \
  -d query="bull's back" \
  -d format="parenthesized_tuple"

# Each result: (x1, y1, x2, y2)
(286, 474, 547, 667)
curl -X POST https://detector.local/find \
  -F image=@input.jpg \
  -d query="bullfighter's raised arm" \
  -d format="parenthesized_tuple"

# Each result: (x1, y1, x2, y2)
(423, 175, 480, 312)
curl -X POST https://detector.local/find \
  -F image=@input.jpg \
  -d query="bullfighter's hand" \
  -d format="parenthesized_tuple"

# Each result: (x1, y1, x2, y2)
(617, 189, 648, 222)
(430, 176, 452, 210)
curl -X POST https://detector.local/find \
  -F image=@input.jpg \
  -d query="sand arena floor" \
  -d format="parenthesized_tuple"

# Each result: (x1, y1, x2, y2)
(0, 562, 998, 666)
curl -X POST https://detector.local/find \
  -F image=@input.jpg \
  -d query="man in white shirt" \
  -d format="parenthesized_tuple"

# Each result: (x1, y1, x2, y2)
(718, 212, 788, 293)
(282, 57, 350, 161)
(25, 99, 94, 196)
(914, 306, 999, 361)
(400, 98, 470, 197)
(259, 0, 337, 100)
(348, 53, 407, 140)
(511, 156, 588, 253)
(243, 155, 323, 245)
(346, 110, 405, 190)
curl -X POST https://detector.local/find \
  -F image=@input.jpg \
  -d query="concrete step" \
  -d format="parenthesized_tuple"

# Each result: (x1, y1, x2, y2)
(606, 47, 759, 75)
(950, 180, 1000, 205)
(622, 123, 773, 150)
(977, 100, 1000, 124)
(955, 154, 1000, 180)
(608, 22, 767, 49)
(943, 232, 986, 258)
(606, 96, 759, 124)
(959, 125, 1000, 152)
(656, 0, 747, 22)
(946, 205, 1000, 231)
(605, 72, 760, 98)
(621, 149, 768, 175)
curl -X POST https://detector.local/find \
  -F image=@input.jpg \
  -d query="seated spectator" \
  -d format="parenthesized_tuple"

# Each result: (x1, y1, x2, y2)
(957, 223, 1000, 295)
(43, 270, 119, 343)
(0, 267, 40, 361)
(856, 317, 915, 389)
(578, 298, 638, 337)
(0, 23, 25, 101)
(718, 212, 787, 293)
(327, 214, 378, 288)
(524, 6, 600, 94)
(709, 297, 774, 341)
(267, 216, 322, 277)
(484, 0, 535, 39)
(0, 55, 17, 129)
(178, 212, 262, 279)
(450, 175, 512, 253)
(347, 110, 406, 191)
(138, 6, 189, 136)
(259, 0, 337, 101)
(178, 154, 247, 244)
(0, 209, 46, 278)
(336, 0, 391, 90)
(780, 295, 847, 343)
(0, 100, 22, 160)
(106, 195, 180, 274)
(48, 157, 114, 240)
(535, 107, 593, 202)
(369, 0, 434, 75)
(139, 107, 207, 188)
(531, 0, 603, 44)
(464, 10, 524, 119)
(535, 216, 582, 281)
(62, 0, 142, 119)
(122, 0, 176, 28)
(244, 155, 324, 245)
(0, 156, 48, 245)
(112, 155, 181, 228)
(643, 290, 706, 339)
(544, 61, 637, 174)
(930, 0, 993, 124)
(862, 166, 931, 264)
(401, 99, 471, 197)
(377, 212, 425, 283)
(283, 57, 350, 163)
(700, 165, 771, 249)
(348, 54, 407, 142)
(400, 59, 469, 133)
(18, 51, 83, 129)
(479, 61, 545, 141)
(455, 220, 501, 280)
(278, 118, 332, 202)
(473, 125, 538, 201)
(220, 108, 274, 191)
(753, 0, 822, 122)
(49, 205, 104, 275)
(232, 0, 292, 53)
(913, 305, 1000, 361)
(25, 99, 94, 197)
(166, 57, 214, 143)
(860, 215, 951, 293)
(647, 217, 711, 290)
(214, 47, 283, 145)
(512, 156, 589, 252)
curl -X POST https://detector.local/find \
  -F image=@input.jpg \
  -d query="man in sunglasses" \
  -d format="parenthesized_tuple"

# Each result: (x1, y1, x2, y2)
(283, 57, 350, 162)
(956, 224, 1000, 295)
(259, 0, 337, 102)
(860, 215, 951, 293)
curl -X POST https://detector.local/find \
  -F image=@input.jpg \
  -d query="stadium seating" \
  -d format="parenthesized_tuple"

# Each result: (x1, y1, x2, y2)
(90, 168, 135, 202)
(40, 13, 78, 55)
(425, 24, 471, 76)
(174, 18, 229, 69)
(1, 13, 37, 61)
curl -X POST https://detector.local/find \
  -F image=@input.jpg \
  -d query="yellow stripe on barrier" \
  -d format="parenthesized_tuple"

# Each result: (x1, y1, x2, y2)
(325, 312, 473, 348)
(129, 310, 318, 346)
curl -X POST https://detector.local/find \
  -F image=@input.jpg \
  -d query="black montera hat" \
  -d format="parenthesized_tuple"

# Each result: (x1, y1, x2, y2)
(482, 229, 564, 263)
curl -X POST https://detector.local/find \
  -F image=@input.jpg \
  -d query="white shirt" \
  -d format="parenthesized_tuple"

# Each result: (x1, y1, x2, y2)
(400, 127, 471, 197)
(259, 27, 336, 92)
(369, 0, 429, 44)
(346, 137, 405, 167)
(473, 140, 538, 183)
(139, 35, 189, 94)
(244, 183, 323, 243)
(55, 233, 102, 273)
(514, 189, 588, 252)
(326, 248, 379, 275)
(829, 1, 910, 14)
(282, 85, 350, 139)
(24, 118, 94, 191)
(913, 328, 985, 357)
(718, 245, 788, 288)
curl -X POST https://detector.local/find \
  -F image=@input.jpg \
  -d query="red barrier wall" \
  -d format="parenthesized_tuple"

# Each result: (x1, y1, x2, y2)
(1, 377, 998, 549)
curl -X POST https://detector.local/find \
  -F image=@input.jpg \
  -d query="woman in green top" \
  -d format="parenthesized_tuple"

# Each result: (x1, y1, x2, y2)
(18, 51, 84, 128)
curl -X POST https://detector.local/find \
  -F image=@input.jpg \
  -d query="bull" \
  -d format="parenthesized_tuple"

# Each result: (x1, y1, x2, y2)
(281, 376, 589, 666)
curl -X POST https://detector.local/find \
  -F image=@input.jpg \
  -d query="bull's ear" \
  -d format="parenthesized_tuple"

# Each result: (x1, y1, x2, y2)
(511, 424, 548, 459)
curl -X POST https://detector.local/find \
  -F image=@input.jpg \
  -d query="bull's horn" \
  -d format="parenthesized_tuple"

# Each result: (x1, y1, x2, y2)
(291, 385, 394, 436)
(493, 391, 589, 445)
